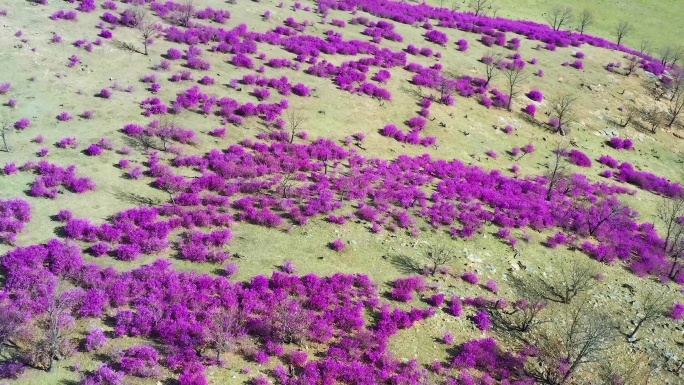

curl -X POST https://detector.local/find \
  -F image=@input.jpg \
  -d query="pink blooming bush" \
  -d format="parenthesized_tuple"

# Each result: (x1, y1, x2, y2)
(567, 149, 592, 167)
(391, 276, 426, 302)
(608, 137, 634, 150)
(526, 89, 543, 101)
(0, 198, 31, 245)
(329, 238, 345, 251)
(425, 29, 448, 46)
(14, 118, 30, 129)
(57, 111, 72, 121)
(461, 271, 479, 285)
(670, 303, 684, 321)
(84, 328, 107, 351)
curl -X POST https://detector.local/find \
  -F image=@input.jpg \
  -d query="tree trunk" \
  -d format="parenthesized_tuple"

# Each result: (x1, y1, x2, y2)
(1, 131, 8, 152)
(628, 318, 647, 339)
(668, 114, 677, 127)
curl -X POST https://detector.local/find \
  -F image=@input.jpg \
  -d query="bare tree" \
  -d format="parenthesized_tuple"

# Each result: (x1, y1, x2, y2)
(660, 45, 684, 68)
(0, 302, 24, 359)
(468, 0, 494, 16)
(615, 21, 633, 46)
(423, 243, 453, 276)
(500, 64, 527, 112)
(449, 1, 460, 13)
(436, 78, 455, 105)
(597, 348, 652, 385)
(172, 0, 195, 27)
(549, 93, 578, 136)
(481, 52, 501, 88)
(206, 306, 246, 364)
(488, 295, 547, 336)
(155, 116, 177, 152)
(531, 302, 616, 385)
(583, 197, 631, 237)
(576, 9, 593, 35)
(623, 288, 670, 340)
(0, 122, 10, 153)
(30, 290, 80, 371)
(619, 105, 637, 128)
(667, 88, 684, 127)
(638, 40, 652, 55)
(131, 7, 159, 55)
(546, 5, 573, 31)
(656, 196, 684, 279)
(278, 169, 296, 198)
(270, 299, 311, 345)
(287, 108, 307, 143)
(665, 69, 684, 102)
(525, 259, 597, 304)
(545, 142, 569, 201)
(642, 105, 664, 134)
(624, 55, 639, 76)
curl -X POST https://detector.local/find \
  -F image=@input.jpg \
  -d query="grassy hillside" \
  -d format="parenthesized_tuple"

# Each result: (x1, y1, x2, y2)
(0, 0, 683, 384)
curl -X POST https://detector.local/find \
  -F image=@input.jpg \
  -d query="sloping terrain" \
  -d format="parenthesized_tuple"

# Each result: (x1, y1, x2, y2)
(0, 0, 683, 384)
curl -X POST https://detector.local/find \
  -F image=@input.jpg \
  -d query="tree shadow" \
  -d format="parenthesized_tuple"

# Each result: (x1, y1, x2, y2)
(110, 188, 163, 206)
(109, 39, 141, 54)
(389, 254, 422, 274)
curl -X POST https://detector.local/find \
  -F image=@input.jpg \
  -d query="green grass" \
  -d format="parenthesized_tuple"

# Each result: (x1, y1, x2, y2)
(430, 0, 684, 54)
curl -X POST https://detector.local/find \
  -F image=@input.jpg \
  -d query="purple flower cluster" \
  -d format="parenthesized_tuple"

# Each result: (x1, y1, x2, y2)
(0, 199, 31, 245)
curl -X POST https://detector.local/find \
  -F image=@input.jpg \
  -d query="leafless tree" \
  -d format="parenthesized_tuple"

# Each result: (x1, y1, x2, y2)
(488, 294, 547, 336)
(468, 0, 494, 16)
(531, 302, 617, 385)
(206, 306, 246, 364)
(619, 105, 637, 128)
(500, 64, 527, 112)
(481, 52, 501, 88)
(131, 7, 159, 55)
(660, 45, 684, 68)
(423, 243, 453, 276)
(525, 259, 597, 304)
(270, 299, 311, 345)
(615, 21, 633, 46)
(638, 40, 652, 55)
(623, 288, 670, 340)
(597, 349, 652, 385)
(641, 105, 665, 134)
(449, 1, 460, 13)
(155, 116, 177, 152)
(665, 69, 684, 102)
(545, 142, 569, 201)
(546, 5, 573, 31)
(576, 9, 593, 35)
(279, 168, 295, 197)
(0, 122, 10, 153)
(667, 88, 684, 127)
(30, 290, 80, 371)
(549, 93, 578, 136)
(172, 0, 195, 27)
(656, 196, 684, 279)
(624, 55, 639, 76)
(0, 302, 24, 359)
(287, 108, 307, 143)
(583, 197, 632, 237)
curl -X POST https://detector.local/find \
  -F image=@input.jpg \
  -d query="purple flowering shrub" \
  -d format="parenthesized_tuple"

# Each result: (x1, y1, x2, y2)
(567, 149, 592, 167)
(0, 198, 31, 245)
(27, 161, 96, 198)
(608, 137, 634, 150)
